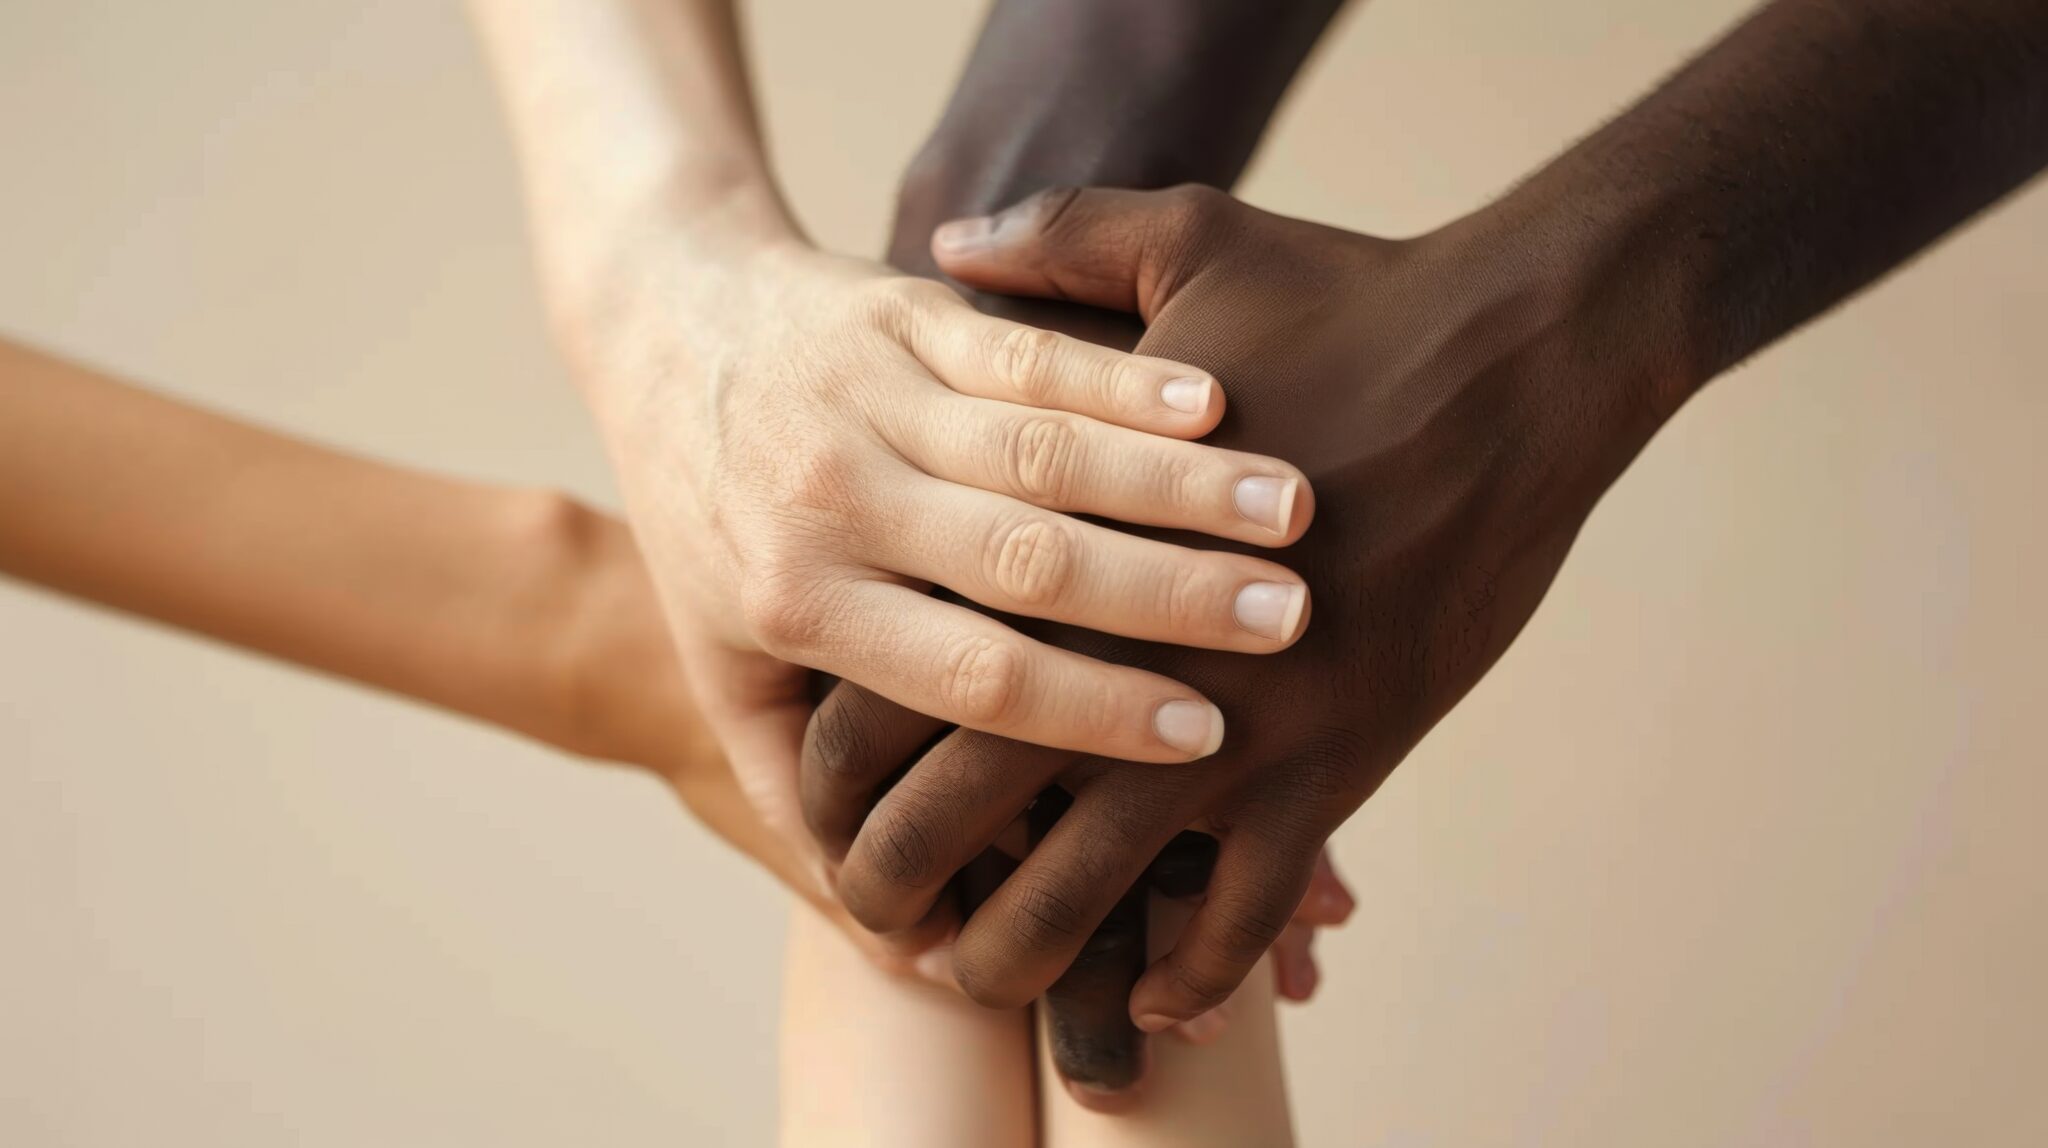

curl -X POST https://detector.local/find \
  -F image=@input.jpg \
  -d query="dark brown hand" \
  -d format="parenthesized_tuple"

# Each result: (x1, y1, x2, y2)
(825, 0, 2048, 1065)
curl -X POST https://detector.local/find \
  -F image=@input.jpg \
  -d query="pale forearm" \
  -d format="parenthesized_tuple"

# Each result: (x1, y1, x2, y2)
(465, 0, 798, 317)
(0, 338, 603, 754)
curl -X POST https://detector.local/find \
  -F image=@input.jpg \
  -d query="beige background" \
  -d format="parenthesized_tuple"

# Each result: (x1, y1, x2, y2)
(2, 2, 2044, 1144)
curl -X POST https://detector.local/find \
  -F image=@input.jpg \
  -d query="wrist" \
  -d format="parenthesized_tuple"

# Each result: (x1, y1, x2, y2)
(478, 489, 668, 765)
(1408, 194, 1707, 525)
(540, 170, 805, 352)
(1463, 173, 1714, 419)
(545, 184, 811, 426)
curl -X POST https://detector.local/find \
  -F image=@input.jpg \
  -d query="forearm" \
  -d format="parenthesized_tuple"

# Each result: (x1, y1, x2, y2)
(0, 338, 607, 755)
(890, 0, 1348, 273)
(466, 0, 798, 323)
(1494, 0, 2048, 419)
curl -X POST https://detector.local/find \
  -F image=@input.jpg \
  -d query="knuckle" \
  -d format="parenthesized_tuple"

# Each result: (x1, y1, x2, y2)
(1003, 874, 1091, 951)
(1288, 726, 1372, 809)
(1203, 899, 1291, 968)
(1097, 354, 1146, 411)
(1025, 185, 1087, 242)
(858, 801, 946, 892)
(1151, 556, 1207, 634)
(1164, 182, 1230, 231)
(1001, 415, 1083, 505)
(782, 439, 863, 515)
(804, 699, 879, 785)
(738, 568, 826, 653)
(990, 325, 1062, 401)
(936, 634, 1025, 728)
(1165, 958, 1239, 1012)
(855, 275, 952, 329)
(986, 514, 1078, 609)
(950, 943, 1030, 1009)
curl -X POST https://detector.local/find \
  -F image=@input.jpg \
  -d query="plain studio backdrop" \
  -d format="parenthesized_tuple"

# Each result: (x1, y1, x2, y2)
(2, 2, 2043, 1145)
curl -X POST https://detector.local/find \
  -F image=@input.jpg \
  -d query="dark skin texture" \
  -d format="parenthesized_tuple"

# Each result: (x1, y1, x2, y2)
(815, 0, 2048, 1090)
(844, 0, 1355, 1098)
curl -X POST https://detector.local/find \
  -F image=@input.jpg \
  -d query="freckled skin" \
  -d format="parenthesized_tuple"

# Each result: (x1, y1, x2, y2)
(842, 0, 2048, 1097)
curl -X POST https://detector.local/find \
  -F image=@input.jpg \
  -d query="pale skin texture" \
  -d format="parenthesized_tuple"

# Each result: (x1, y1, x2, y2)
(460, 0, 1321, 907)
(779, 894, 1292, 1148)
(0, 336, 1316, 1138)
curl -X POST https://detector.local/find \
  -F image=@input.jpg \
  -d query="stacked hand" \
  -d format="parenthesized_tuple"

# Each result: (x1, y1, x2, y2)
(559, 231, 1318, 870)
(805, 184, 1675, 1028)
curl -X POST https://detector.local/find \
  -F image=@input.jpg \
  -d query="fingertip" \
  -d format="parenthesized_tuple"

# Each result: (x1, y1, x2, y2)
(1064, 1076, 1145, 1114)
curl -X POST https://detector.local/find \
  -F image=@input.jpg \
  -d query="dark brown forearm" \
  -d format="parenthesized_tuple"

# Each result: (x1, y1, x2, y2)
(1498, 0, 2048, 418)
(890, 0, 1349, 274)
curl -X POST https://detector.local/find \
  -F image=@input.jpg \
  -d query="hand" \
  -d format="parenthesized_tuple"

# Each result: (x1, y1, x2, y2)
(804, 184, 1675, 1029)
(562, 234, 1319, 852)
(546, 501, 1356, 992)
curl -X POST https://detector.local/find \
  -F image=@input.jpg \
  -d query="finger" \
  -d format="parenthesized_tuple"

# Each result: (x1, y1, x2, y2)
(795, 578, 1228, 762)
(1293, 848, 1356, 927)
(1131, 835, 1321, 1030)
(838, 728, 1072, 934)
(800, 683, 946, 862)
(1042, 882, 1150, 1096)
(1269, 923, 1319, 1003)
(902, 294, 1224, 437)
(879, 391, 1312, 545)
(951, 777, 1188, 1009)
(856, 474, 1310, 653)
(931, 184, 1228, 320)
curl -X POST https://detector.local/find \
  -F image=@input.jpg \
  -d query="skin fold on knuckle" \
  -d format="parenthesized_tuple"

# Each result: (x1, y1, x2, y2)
(935, 632, 1025, 729)
(802, 695, 880, 784)
(860, 796, 949, 894)
(1159, 954, 1241, 1016)
(985, 513, 1077, 611)
(737, 567, 827, 656)
(989, 324, 1061, 403)
(1000, 414, 1082, 506)
(949, 938, 1033, 1009)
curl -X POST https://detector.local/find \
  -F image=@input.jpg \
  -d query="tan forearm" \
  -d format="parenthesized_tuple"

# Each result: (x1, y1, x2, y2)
(0, 337, 599, 752)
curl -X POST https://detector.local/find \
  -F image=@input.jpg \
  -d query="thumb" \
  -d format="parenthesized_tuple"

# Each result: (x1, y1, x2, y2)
(931, 185, 1224, 321)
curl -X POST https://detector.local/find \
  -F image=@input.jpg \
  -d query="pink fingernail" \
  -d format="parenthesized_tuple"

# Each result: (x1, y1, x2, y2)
(1153, 700, 1224, 757)
(1234, 581, 1308, 642)
(933, 216, 995, 253)
(1160, 376, 1212, 415)
(1234, 475, 1299, 535)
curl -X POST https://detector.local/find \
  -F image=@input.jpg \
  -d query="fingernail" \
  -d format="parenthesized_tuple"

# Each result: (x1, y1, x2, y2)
(1234, 475, 1299, 535)
(1159, 376, 1212, 415)
(1233, 581, 1307, 642)
(1177, 1008, 1227, 1044)
(1153, 700, 1224, 758)
(1134, 1013, 1179, 1034)
(933, 216, 994, 253)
